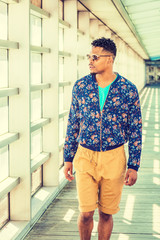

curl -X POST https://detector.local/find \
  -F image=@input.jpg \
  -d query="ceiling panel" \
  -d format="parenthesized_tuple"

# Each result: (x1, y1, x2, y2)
(121, 0, 160, 60)
(126, 1, 160, 14)
(122, 0, 160, 7)
(79, 0, 160, 60)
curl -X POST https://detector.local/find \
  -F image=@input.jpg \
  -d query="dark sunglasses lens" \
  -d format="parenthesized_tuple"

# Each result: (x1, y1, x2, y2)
(93, 55, 98, 60)
(86, 54, 90, 60)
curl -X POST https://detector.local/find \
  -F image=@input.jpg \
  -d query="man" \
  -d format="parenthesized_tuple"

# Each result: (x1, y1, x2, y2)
(63, 37, 142, 240)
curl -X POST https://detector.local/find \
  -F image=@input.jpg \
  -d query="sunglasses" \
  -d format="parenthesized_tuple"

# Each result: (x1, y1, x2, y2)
(86, 54, 113, 61)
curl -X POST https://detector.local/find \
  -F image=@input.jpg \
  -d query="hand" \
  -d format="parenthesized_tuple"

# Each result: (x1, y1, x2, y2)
(124, 169, 137, 186)
(63, 162, 74, 182)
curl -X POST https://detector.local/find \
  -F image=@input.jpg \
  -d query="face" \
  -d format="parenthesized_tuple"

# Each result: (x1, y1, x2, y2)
(87, 47, 114, 74)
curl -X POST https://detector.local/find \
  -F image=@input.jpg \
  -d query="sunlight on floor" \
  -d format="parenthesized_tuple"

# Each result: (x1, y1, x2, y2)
(144, 122, 148, 127)
(153, 177, 160, 186)
(153, 234, 160, 239)
(0, 222, 19, 239)
(34, 188, 50, 201)
(63, 209, 75, 222)
(155, 124, 159, 130)
(91, 220, 98, 236)
(154, 137, 159, 146)
(123, 194, 135, 222)
(141, 88, 150, 109)
(118, 233, 129, 240)
(153, 159, 160, 174)
(153, 204, 160, 234)
(154, 147, 159, 152)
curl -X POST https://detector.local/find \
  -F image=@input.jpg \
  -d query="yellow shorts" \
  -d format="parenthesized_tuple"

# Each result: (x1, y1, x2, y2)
(73, 144, 126, 215)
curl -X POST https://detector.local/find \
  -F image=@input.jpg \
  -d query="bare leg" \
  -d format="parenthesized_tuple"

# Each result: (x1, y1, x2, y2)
(78, 211, 94, 240)
(98, 210, 113, 240)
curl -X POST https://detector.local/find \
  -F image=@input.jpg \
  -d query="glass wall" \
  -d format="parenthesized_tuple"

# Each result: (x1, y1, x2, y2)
(0, 2, 9, 229)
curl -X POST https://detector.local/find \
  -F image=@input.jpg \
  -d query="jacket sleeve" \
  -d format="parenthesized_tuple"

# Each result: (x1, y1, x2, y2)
(127, 87, 142, 171)
(63, 84, 80, 162)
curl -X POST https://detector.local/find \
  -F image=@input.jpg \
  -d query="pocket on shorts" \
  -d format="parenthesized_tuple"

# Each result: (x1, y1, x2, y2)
(102, 145, 126, 180)
(73, 145, 94, 173)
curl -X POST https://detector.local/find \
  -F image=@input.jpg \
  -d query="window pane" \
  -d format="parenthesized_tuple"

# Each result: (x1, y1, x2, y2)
(64, 115, 68, 134)
(0, 146, 8, 183)
(31, 129, 42, 159)
(59, 148, 64, 168)
(30, 15, 42, 46)
(31, 91, 42, 122)
(30, 0, 42, 8)
(59, 58, 64, 82)
(59, 28, 64, 51)
(0, 2, 7, 40)
(59, 87, 64, 112)
(59, 0, 63, 19)
(31, 53, 42, 84)
(31, 166, 42, 195)
(59, 118, 64, 145)
(0, 195, 9, 229)
(0, 49, 8, 88)
(0, 97, 8, 135)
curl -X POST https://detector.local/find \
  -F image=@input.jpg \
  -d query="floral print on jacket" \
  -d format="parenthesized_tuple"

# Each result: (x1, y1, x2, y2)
(64, 73, 142, 171)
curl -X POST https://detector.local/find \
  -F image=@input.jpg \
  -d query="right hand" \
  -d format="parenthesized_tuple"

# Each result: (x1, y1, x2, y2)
(63, 162, 74, 182)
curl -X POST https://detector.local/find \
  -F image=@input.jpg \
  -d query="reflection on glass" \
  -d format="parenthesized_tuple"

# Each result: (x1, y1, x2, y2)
(59, 87, 64, 112)
(31, 53, 42, 84)
(0, 49, 8, 88)
(59, 118, 64, 145)
(59, 148, 64, 168)
(59, 28, 64, 51)
(0, 97, 8, 135)
(31, 129, 42, 159)
(0, 195, 9, 229)
(59, 57, 64, 82)
(31, 166, 42, 196)
(0, 2, 7, 40)
(0, 146, 8, 183)
(31, 91, 42, 122)
(59, 0, 64, 19)
(30, 15, 42, 46)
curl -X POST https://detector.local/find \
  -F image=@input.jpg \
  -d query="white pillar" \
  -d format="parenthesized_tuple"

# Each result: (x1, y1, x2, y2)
(78, 11, 90, 78)
(9, 0, 31, 220)
(42, 0, 59, 186)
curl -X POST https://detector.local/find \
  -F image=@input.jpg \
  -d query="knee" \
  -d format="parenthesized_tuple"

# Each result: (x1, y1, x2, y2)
(99, 210, 112, 222)
(80, 211, 94, 224)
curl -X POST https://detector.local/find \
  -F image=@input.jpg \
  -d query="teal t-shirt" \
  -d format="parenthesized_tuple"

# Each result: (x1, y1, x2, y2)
(98, 76, 117, 111)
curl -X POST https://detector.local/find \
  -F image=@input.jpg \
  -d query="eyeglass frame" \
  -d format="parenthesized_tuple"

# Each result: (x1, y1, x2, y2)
(86, 54, 114, 61)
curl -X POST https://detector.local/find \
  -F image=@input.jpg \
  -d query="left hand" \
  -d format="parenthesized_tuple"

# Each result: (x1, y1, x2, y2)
(124, 168, 137, 186)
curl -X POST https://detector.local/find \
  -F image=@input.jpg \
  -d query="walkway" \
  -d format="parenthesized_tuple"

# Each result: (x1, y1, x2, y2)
(25, 84, 160, 240)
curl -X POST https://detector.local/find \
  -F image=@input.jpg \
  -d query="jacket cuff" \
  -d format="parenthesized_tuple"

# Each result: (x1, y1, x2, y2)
(64, 158, 73, 163)
(127, 165, 139, 171)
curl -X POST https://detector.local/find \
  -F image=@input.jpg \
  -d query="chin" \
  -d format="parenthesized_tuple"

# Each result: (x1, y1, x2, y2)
(90, 70, 97, 74)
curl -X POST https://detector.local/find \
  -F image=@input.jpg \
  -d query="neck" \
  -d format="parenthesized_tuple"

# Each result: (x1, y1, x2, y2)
(96, 70, 116, 84)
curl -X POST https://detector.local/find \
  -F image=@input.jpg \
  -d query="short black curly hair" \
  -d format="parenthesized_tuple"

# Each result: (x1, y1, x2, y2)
(91, 37, 117, 57)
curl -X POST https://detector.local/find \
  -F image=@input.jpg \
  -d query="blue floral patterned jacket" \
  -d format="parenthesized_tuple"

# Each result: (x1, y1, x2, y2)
(64, 73, 142, 171)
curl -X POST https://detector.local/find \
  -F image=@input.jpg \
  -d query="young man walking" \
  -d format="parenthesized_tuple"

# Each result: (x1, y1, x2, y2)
(63, 37, 142, 240)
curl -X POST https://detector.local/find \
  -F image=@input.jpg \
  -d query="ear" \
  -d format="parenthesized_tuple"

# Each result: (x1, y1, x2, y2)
(108, 57, 113, 64)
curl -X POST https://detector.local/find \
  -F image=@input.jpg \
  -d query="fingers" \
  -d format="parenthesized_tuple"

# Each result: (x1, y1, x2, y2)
(64, 169, 74, 182)
(66, 173, 74, 182)
(124, 172, 129, 185)
(124, 169, 137, 186)
(125, 176, 136, 186)
(63, 163, 74, 182)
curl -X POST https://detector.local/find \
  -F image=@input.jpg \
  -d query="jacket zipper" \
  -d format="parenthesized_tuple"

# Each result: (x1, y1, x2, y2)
(97, 89, 102, 151)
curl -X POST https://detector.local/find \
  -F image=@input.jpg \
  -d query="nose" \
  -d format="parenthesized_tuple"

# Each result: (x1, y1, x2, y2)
(89, 57, 94, 64)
